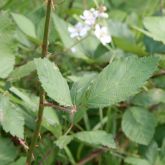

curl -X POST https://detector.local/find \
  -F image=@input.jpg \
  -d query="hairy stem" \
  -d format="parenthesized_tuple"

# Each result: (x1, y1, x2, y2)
(44, 102, 72, 112)
(26, 0, 52, 164)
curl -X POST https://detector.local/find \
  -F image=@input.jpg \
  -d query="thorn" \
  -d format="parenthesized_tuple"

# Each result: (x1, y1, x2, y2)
(38, 133, 42, 140)
(70, 105, 77, 120)
(45, 0, 55, 9)
(71, 105, 77, 114)
(18, 138, 29, 151)
(51, 0, 55, 10)
(32, 153, 35, 160)
(71, 105, 77, 117)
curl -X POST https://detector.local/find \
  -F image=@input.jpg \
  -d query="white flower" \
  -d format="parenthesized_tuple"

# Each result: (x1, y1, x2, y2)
(71, 47, 77, 53)
(80, 8, 98, 26)
(98, 11, 108, 18)
(94, 24, 111, 45)
(97, 6, 109, 18)
(80, 7, 108, 26)
(68, 22, 90, 39)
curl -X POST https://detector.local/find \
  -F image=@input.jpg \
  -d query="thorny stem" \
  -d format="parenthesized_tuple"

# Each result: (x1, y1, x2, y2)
(44, 102, 74, 112)
(26, 0, 52, 164)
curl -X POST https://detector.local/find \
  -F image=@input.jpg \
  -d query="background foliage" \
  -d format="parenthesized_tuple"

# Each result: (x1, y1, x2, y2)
(0, 0, 165, 164)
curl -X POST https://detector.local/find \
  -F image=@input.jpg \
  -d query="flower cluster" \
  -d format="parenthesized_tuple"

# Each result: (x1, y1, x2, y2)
(68, 6, 111, 46)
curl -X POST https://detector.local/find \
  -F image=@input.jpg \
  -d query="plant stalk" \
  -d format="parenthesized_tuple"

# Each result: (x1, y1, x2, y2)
(26, 0, 52, 164)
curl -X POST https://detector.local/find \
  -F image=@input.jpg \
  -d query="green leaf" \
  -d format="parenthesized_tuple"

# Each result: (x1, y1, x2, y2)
(143, 17, 165, 44)
(71, 73, 97, 105)
(11, 13, 36, 38)
(74, 130, 116, 148)
(0, 0, 9, 8)
(52, 14, 71, 47)
(0, 13, 16, 78)
(0, 95, 24, 138)
(153, 76, 165, 89)
(9, 86, 62, 134)
(144, 36, 165, 54)
(9, 61, 36, 81)
(55, 135, 73, 149)
(159, 139, 165, 164)
(42, 107, 62, 137)
(125, 157, 150, 165)
(35, 58, 73, 106)
(71, 73, 97, 123)
(9, 157, 26, 165)
(87, 56, 158, 108)
(113, 37, 147, 56)
(0, 137, 18, 165)
(110, 9, 127, 21)
(0, 54, 15, 79)
(52, 14, 85, 59)
(139, 141, 158, 165)
(53, 14, 105, 60)
(122, 107, 157, 145)
(108, 20, 134, 41)
(132, 88, 165, 108)
(9, 86, 38, 112)
(52, 14, 94, 60)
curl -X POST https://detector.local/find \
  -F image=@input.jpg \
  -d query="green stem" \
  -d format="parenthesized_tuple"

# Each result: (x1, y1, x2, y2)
(83, 112, 90, 130)
(99, 107, 104, 129)
(26, 0, 52, 164)
(93, 117, 108, 130)
(64, 147, 76, 165)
